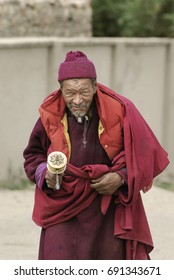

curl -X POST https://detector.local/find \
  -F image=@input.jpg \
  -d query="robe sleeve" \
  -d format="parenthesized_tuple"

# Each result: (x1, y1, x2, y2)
(23, 118, 50, 184)
(110, 150, 128, 198)
(117, 99, 169, 206)
(35, 163, 47, 189)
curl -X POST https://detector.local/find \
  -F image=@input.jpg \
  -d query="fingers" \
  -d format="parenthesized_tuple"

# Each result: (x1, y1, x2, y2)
(142, 185, 151, 193)
(90, 179, 113, 195)
(90, 177, 105, 193)
(45, 170, 63, 190)
(142, 182, 153, 193)
(90, 172, 124, 195)
(91, 176, 104, 183)
(45, 171, 55, 188)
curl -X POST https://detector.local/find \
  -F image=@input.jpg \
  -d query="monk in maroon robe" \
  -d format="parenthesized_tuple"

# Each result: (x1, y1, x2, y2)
(23, 50, 169, 260)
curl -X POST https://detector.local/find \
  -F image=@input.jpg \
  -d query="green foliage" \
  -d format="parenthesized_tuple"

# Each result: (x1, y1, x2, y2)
(92, 0, 123, 36)
(92, 0, 174, 37)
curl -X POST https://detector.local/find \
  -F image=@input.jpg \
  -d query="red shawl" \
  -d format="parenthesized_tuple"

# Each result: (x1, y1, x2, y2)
(31, 83, 169, 259)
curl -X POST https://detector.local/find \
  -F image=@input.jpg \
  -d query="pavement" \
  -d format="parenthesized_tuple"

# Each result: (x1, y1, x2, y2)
(0, 185, 174, 260)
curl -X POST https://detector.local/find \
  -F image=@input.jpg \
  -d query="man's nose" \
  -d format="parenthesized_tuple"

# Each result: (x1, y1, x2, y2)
(73, 94, 82, 105)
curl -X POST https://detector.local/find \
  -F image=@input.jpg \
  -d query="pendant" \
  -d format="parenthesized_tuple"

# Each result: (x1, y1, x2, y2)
(82, 139, 87, 148)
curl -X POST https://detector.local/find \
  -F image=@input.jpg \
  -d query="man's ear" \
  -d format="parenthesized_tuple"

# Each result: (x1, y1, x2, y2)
(93, 81, 97, 94)
(59, 81, 63, 91)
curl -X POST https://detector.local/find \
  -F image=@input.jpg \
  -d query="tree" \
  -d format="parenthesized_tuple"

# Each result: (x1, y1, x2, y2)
(92, 0, 123, 36)
(92, 0, 174, 37)
(155, 0, 174, 37)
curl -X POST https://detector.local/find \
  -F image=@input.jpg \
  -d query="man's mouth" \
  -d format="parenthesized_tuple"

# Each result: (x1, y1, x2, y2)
(72, 106, 85, 111)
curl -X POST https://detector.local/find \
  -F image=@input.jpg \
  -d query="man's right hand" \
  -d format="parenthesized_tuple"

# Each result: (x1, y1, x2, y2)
(45, 170, 63, 189)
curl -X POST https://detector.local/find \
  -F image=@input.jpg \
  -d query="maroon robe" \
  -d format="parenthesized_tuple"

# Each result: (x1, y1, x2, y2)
(38, 104, 127, 260)
(23, 83, 169, 260)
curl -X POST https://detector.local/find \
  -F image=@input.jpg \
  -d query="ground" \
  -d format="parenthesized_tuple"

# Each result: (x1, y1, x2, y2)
(0, 185, 173, 260)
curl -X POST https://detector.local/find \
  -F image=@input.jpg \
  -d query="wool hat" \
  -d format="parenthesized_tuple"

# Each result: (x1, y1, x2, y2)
(58, 50, 97, 81)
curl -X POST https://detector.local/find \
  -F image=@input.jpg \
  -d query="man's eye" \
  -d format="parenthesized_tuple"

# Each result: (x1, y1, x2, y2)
(64, 90, 90, 97)
(65, 92, 74, 97)
(81, 91, 89, 96)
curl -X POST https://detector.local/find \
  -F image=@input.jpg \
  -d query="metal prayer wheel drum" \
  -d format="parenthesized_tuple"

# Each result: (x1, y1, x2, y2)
(47, 151, 67, 174)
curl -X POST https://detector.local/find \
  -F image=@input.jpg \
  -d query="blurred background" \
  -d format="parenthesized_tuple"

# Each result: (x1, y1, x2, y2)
(0, 0, 174, 260)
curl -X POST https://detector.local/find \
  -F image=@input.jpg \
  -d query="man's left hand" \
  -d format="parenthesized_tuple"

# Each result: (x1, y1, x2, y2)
(90, 172, 123, 195)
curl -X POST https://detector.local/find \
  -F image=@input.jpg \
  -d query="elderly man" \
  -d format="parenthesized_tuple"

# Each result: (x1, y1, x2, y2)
(23, 50, 169, 260)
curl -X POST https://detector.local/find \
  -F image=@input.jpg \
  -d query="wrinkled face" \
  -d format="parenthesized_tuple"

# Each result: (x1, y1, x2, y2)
(61, 78, 96, 117)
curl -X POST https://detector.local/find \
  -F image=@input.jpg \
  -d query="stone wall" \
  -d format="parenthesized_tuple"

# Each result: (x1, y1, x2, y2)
(0, 0, 92, 37)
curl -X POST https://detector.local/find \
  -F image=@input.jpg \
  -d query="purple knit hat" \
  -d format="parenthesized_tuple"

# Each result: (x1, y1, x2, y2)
(58, 50, 97, 81)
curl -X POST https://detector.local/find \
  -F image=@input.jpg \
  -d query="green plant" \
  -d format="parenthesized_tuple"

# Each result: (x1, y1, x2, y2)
(92, 0, 174, 37)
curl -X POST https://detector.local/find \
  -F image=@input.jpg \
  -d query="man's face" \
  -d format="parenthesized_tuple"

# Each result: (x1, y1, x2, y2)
(61, 78, 96, 117)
